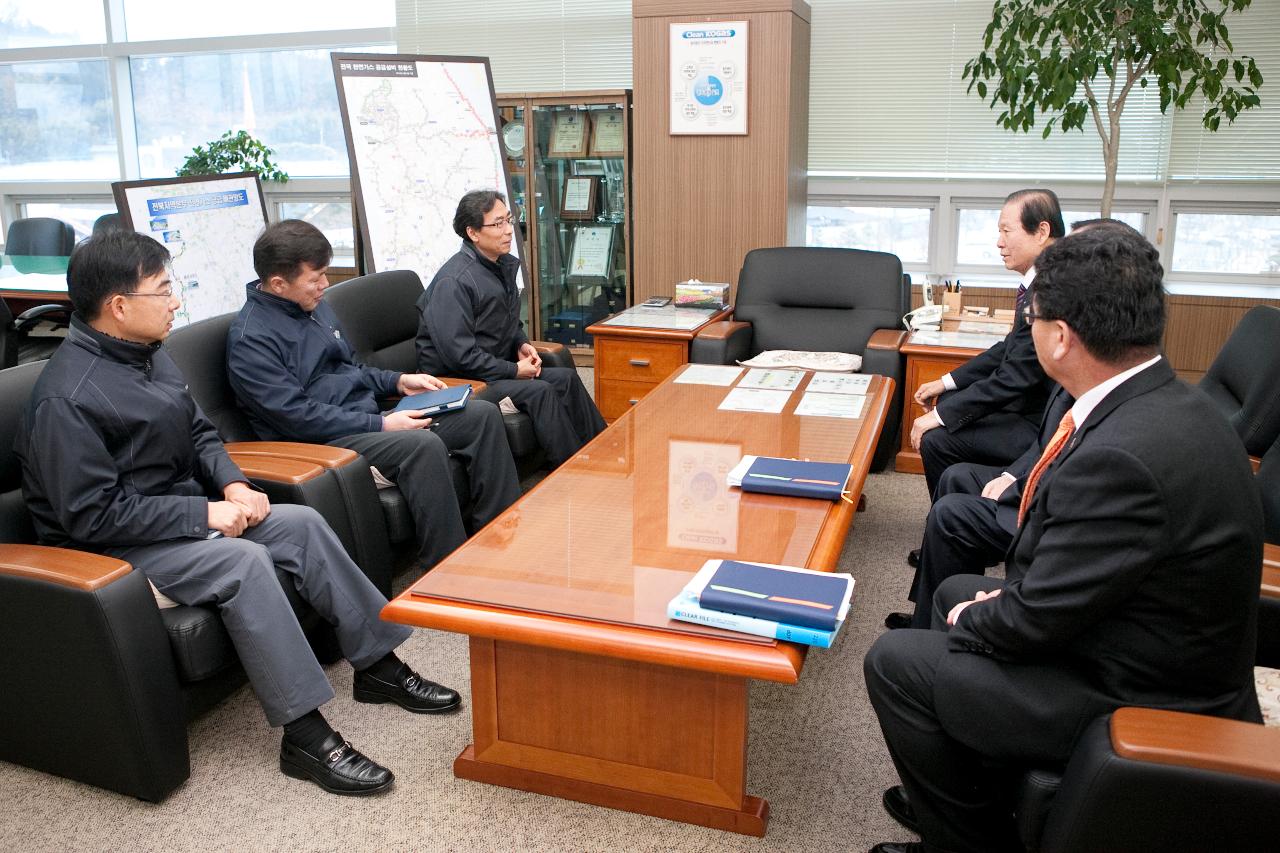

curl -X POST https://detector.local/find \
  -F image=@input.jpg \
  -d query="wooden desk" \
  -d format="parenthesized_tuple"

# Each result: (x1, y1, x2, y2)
(894, 330, 1004, 474)
(384, 369, 892, 835)
(587, 306, 732, 422)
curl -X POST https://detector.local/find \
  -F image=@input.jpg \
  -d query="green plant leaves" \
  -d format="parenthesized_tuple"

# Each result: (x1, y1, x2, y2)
(176, 129, 289, 183)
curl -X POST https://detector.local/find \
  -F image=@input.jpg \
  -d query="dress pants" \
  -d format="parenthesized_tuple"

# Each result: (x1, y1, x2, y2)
(482, 366, 606, 466)
(105, 504, 412, 727)
(331, 399, 519, 569)
(920, 391, 1039, 497)
(864, 627, 1110, 853)
(908, 464, 1013, 628)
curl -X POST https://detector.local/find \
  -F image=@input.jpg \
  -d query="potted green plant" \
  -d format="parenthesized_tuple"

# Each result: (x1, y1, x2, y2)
(177, 129, 289, 183)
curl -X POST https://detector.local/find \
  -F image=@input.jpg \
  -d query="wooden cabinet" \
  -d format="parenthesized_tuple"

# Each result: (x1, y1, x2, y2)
(587, 308, 732, 422)
(894, 339, 987, 474)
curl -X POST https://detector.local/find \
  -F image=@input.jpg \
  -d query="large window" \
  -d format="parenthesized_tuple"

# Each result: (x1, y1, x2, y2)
(1171, 212, 1280, 276)
(120, 1, 393, 41)
(0, 59, 116, 180)
(278, 200, 356, 266)
(955, 208, 1148, 268)
(0, 2, 105, 48)
(132, 47, 389, 178)
(806, 204, 931, 266)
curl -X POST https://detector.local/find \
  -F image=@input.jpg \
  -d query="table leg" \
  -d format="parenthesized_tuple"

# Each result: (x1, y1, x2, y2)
(454, 637, 769, 836)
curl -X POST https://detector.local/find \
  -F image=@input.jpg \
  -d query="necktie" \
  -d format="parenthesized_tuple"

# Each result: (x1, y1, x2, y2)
(1015, 283, 1028, 314)
(1017, 411, 1076, 527)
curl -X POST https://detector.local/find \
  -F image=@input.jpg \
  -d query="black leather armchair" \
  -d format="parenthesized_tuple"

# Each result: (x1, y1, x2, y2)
(0, 361, 338, 801)
(164, 313, 400, 594)
(1013, 440, 1280, 852)
(1, 297, 69, 368)
(324, 268, 577, 477)
(688, 247, 909, 471)
(1198, 305, 1280, 457)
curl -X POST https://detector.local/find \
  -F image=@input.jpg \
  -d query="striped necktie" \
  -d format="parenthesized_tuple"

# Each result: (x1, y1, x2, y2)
(1017, 411, 1076, 527)
(1015, 283, 1029, 314)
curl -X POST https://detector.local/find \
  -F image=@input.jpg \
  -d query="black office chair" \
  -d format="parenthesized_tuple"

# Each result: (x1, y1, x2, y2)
(0, 361, 341, 802)
(324, 268, 577, 478)
(1198, 305, 1280, 458)
(689, 247, 909, 470)
(0, 298, 69, 368)
(92, 212, 123, 236)
(5, 217, 76, 256)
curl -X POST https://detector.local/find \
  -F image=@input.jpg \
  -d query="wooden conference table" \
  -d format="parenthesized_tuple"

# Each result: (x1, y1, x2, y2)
(384, 367, 892, 836)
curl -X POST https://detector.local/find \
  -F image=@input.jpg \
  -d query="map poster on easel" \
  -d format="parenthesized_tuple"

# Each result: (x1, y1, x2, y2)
(332, 53, 526, 291)
(111, 171, 267, 329)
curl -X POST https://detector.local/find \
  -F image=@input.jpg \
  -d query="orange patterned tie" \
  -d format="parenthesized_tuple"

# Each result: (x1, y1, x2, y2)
(1017, 411, 1076, 527)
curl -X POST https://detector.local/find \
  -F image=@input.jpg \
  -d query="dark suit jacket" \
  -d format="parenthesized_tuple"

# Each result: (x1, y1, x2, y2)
(990, 384, 1074, 534)
(950, 358, 1263, 724)
(936, 308, 1052, 432)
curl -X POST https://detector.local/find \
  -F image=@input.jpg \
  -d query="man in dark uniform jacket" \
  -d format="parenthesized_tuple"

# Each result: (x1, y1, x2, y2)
(227, 220, 520, 570)
(16, 231, 461, 797)
(416, 190, 605, 467)
(865, 226, 1263, 853)
(909, 189, 1062, 498)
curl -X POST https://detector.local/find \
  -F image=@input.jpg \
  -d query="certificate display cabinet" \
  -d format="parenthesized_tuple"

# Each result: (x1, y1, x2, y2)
(497, 90, 633, 359)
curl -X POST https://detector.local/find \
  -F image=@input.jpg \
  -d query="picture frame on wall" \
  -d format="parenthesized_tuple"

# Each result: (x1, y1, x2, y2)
(560, 175, 599, 220)
(589, 110, 626, 156)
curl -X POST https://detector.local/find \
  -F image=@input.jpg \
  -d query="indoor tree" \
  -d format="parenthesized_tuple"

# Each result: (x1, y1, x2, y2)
(962, 0, 1263, 216)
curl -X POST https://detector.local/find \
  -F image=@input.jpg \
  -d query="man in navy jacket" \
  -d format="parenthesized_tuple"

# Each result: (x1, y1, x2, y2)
(227, 220, 520, 570)
(18, 230, 460, 797)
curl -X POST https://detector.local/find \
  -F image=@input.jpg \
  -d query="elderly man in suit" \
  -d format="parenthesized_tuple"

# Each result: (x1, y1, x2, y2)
(864, 226, 1263, 853)
(909, 189, 1062, 499)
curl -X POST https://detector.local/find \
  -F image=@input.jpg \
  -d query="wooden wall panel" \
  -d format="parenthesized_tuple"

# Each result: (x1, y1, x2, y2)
(909, 284, 1280, 383)
(632, 1, 809, 303)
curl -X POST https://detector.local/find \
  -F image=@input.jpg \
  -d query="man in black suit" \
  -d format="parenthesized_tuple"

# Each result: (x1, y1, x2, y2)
(909, 189, 1062, 498)
(864, 226, 1263, 853)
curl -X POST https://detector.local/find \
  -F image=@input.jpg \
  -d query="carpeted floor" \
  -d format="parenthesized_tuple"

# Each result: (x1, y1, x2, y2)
(0, 371, 940, 852)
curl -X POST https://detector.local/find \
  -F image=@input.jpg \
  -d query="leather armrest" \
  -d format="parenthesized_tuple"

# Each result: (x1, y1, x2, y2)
(228, 453, 325, 485)
(867, 329, 908, 351)
(1110, 706, 1280, 785)
(0, 543, 131, 591)
(14, 303, 72, 330)
(224, 441, 359, 470)
(531, 340, 566, 356)
(438, 376, 489, 396)
(695, 321, 750, 341)
(531, 340, 575, 370)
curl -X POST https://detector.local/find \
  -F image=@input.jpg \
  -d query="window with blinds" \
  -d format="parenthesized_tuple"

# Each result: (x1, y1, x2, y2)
(808, 0, 1276, 183)
(395, 0, 632, 92)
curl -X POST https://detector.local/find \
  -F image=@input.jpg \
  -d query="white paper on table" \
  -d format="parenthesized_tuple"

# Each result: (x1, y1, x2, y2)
(674, 364, 744, 386)
(717, 387, 793, 414)
(794, 391, 866, 419)
(737, 368, 803, 391)
(806, 372, 871, 395)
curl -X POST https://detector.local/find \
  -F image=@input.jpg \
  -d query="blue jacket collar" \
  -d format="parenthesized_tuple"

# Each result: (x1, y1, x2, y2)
(245, 279, 312, 318)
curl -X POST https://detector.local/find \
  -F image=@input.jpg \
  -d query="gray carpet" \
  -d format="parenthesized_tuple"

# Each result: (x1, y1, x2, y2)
(0, 394, 937, 851)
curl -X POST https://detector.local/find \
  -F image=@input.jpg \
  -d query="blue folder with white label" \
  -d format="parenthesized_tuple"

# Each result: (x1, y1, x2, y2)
(391, 383, 472, 416)
(727, 455, 852, 501)
(698, 559, 853, 632)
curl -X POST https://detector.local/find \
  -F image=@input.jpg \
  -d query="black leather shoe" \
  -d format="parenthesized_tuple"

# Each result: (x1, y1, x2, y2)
(907, 548, 921, 568)
(354, 664, 461, 714)
(884, 612, 914, 630)
(882, 784, 920, 833)
(280, 732, 394, 796)
(869, 843, 924, 853)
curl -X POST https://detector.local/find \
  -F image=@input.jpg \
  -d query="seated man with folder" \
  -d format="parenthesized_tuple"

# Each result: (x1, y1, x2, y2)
(227, 220, 520, 571)
(415, 190, 605, 467)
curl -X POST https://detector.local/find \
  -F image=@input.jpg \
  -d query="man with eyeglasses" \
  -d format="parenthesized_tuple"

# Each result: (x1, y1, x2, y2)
(415, 190, 605, 468)
(226, 220, 520, 572)
(16, 230, 458, 796)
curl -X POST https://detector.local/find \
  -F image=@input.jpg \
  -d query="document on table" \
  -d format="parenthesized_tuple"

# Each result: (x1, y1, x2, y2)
(794, 391, 866, 419)
(718, 387, 793, 414)
(738, 368, 804, 391)
(806, 372, 872, 395)
(674, 364, 744, 386)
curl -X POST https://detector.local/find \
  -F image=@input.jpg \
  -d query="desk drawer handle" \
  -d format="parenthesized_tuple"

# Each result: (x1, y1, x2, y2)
(628, 358, 650, 367)
(628, 398, 639, 406)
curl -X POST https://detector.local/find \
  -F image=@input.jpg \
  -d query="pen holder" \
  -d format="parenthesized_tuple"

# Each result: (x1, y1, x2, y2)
(942, 291, 963, 317)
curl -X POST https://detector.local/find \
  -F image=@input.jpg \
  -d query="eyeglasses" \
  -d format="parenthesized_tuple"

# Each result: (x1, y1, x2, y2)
(121, 289, 175, 300)
(1022, 305, 1044, 324)
(478, 216, 515, 229)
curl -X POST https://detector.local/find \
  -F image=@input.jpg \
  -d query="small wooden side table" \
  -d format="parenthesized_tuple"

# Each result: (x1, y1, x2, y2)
(894, 333, 993, 474)
(587, 306, 732, 422)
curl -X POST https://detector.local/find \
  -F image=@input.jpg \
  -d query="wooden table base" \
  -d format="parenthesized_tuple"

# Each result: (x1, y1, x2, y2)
(459, 637, 770, 836)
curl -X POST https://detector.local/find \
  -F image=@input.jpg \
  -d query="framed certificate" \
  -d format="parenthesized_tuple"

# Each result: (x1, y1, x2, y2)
(547, 110, 589, 158)
(560, 175, 598, 220)
(589, 110, 626, 157)
(568, 225, 614, 278)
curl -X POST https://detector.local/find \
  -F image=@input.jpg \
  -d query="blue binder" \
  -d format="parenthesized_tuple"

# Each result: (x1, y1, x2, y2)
(698, 560, 851, 631)
(740, 456, 852, 501)
(391, 384, 472, 415)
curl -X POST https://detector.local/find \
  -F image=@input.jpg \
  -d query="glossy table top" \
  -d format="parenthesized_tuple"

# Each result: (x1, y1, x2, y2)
(391, 367, 890, 659)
